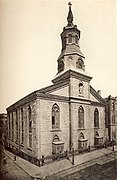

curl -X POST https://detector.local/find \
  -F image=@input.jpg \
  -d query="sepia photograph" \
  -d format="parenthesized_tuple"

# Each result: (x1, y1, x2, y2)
(0, 0, 117, 179)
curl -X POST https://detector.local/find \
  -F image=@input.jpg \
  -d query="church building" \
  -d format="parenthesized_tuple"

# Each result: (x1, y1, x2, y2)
(6, 3, 117, 160)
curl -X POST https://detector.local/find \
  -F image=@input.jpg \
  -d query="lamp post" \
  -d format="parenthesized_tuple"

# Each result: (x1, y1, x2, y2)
(72, 147, 74, 165)
(112, 139, 115, 151)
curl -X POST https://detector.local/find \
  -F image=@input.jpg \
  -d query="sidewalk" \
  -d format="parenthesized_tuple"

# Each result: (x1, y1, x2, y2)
(4, 146, 117, 179)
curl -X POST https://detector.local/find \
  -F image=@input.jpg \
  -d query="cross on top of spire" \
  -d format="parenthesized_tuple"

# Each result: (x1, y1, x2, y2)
(67, 2, 74, 26)
(68, 2, 72, 7)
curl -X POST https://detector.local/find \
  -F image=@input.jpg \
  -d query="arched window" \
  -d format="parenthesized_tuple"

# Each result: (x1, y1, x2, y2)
(52, 104, 60, 129)
(78, 106, 84, 129)
(16, 110, 18, 143)
(52, 135, 64, 154)
(28, 106, 32, 132)
(78, 132, 87, 149)
(12, 112, 14, 141)
(53, 135, 60, 142)
(58, 60, 64, 73)
(21, 108, 24, 144)
(77, 58, 84, 69)
(79, 82, 83, 95)
(79, 132, 84, 140)
(94, 108, 99, 128)
(68, 34, 72, 43)
(28, 106, 32, 148)
(75, 35, 78, 44)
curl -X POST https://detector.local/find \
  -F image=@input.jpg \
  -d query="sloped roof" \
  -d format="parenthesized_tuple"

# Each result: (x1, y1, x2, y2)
(90, 86, 106, 105)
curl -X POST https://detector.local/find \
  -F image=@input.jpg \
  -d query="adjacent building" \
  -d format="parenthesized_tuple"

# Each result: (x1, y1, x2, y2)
(6, 3, 117, 161)
(0, 113, 7, 150)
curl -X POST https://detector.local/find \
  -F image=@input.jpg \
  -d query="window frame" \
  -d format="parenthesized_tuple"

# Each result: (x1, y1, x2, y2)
(52, 104, 60, 130)
(94, 108, 99, 128)
(78, 106, 84, 129)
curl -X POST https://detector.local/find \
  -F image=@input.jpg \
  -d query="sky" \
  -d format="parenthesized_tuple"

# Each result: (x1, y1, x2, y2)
(0, 0, 117, 113)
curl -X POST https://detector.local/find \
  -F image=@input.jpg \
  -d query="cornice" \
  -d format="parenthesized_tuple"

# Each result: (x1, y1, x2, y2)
(58, 50, 84, 60)
(69, 96, 91, 103)
(52, 70, 70, 84)
(7, 91, 69, 112)
(91, 101, 105, 107)
(61, 26, 80, 35)
(105, 95, 116, 101)
(7, 91, 37, 111)
(70, 70, 92, 82)
(52, 69, 92, 85)
(36, 92, 69, 102)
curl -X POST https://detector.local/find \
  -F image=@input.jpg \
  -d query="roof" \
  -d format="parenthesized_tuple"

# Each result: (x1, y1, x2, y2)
(90, 86, 106, 105)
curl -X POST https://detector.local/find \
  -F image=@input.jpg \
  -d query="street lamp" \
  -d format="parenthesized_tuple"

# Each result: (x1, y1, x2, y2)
(72, 146, 74, 165)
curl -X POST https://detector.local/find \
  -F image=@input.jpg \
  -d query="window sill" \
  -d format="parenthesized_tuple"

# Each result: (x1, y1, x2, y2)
(94, 127, 99, 129)
(79, 94, 84, 97)
(50, 129, 62, 132)
(77, 128, 86, 130)
(21, 144, 24, 147)
(27, 147, 32, 151)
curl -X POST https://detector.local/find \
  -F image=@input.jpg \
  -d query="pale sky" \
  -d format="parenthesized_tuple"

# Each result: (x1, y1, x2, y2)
(0, 0, 117, 113)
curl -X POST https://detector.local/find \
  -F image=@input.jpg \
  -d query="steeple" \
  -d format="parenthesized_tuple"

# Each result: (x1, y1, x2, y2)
(57, 3, 85, 74)
(67, 2, 74, 27)
(52, 3, 92, 86)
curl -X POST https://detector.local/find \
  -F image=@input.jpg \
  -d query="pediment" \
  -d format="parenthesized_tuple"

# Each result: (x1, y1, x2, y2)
(50, 84, 69, 97)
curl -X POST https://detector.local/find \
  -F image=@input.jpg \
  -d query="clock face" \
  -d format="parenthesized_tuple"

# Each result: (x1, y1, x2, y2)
(67, 56, 73, 62)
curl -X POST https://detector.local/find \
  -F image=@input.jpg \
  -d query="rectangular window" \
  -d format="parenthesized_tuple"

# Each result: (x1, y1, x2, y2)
(52, 116, 55, 124)
(29, 133, 32, 148)
(8, 113, 10, 139)
(22, 120, 24, 144)
(16, 111, 18, 143)
(22, 132, 24, 144)
(21, 109, 24, 144)
(29, 121, 32, 132)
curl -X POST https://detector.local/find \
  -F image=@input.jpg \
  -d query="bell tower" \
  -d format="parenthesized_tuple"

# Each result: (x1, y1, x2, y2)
(57, 2, 85, 74)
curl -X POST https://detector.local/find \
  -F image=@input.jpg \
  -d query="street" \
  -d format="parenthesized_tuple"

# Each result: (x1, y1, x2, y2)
(60, 160, 117, 180)
(0, 154, 32, 180)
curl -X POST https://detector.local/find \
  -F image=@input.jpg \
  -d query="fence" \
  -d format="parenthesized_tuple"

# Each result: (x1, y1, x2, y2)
(5, 141, 114, 167)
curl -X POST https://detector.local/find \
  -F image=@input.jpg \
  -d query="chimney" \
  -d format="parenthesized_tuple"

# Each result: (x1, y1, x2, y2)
(97, 90, 101, 96)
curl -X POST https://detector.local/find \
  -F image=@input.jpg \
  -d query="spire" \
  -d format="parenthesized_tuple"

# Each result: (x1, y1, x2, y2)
(67, 2, 74, 26)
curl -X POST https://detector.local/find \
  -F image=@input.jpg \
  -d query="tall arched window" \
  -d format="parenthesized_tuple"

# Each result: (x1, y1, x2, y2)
(21, 108, 24, 144)
(58, 60, 64, 73)
(79, 82, 83, 95)
(75, 35, 78, 44)
(12, 112, 14, 141)
(94, 108, 99, 128)
(28, 106, 32, 132)
(28, 106, 32, 148)
(68, 34, 72, 43)
(52, 104, 60, 129)
(78, 106, 84, 129)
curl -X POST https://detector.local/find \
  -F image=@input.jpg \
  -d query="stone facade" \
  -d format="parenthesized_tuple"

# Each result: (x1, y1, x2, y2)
(6, 3, 115, 162)
(0, 113, 7, 150)
(105, 96, 117, 143)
